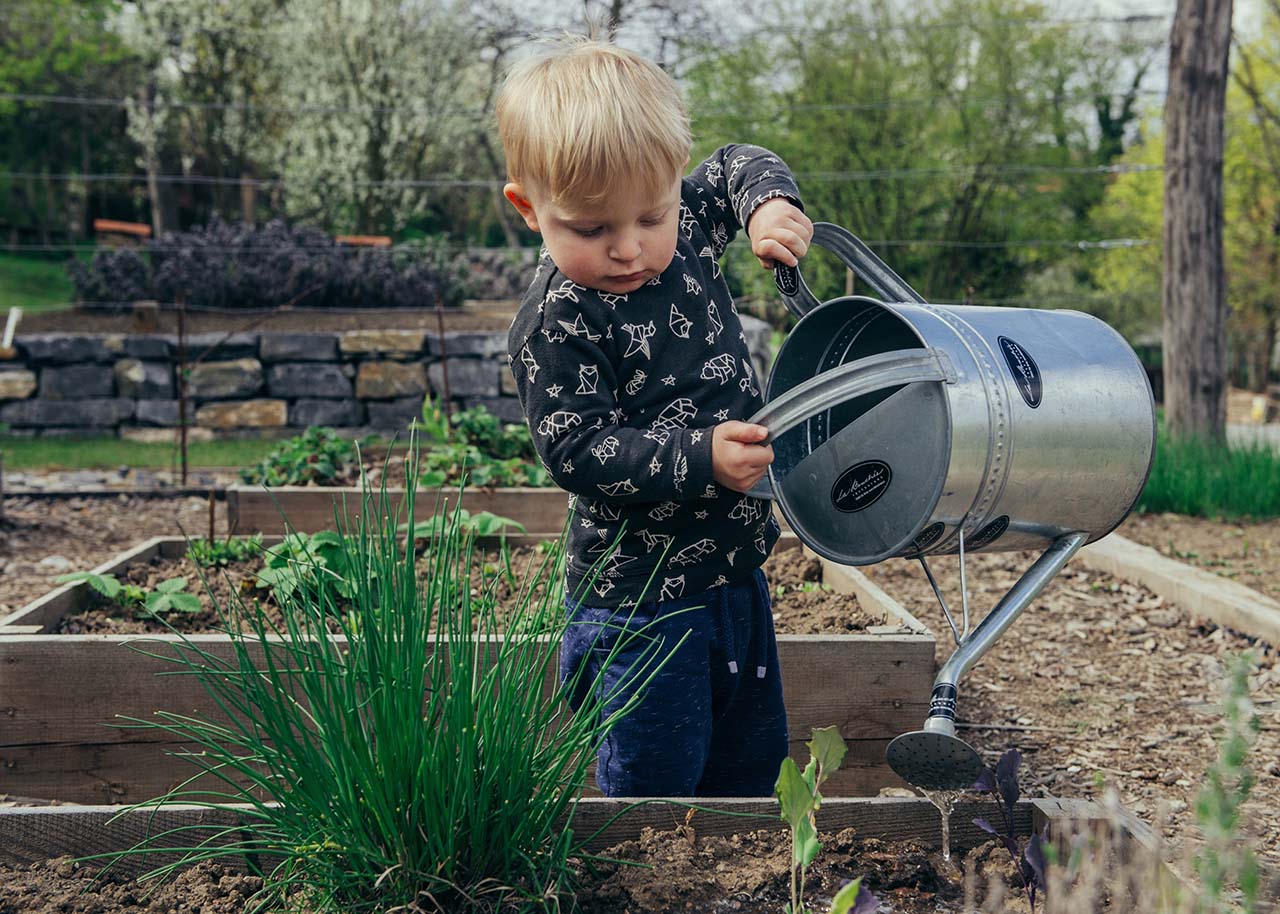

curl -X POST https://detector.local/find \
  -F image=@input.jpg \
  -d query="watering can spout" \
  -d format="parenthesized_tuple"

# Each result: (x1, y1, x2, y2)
(885, 531, 1089, 791)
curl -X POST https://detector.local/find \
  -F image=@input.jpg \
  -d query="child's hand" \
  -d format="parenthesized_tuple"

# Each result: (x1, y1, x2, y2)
(747, 198, 813, 270)
(712, 421, 774, 493)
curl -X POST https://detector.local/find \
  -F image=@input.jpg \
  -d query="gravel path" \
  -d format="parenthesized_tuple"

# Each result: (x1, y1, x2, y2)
(0, 495, 226, 618)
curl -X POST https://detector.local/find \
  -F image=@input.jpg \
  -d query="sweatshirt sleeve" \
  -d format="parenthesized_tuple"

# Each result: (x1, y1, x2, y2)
(508, 282, 716, 504)
(682, 144, 804, 257)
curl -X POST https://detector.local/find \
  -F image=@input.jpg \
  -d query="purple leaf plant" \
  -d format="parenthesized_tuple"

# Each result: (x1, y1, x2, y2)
(972, 748, 1049, 912)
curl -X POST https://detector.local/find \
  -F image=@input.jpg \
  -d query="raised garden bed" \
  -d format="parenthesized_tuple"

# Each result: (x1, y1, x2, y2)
(0, 796, 1170, 912)
(0, 535, 934, 804)
(226, 484, 570, 536)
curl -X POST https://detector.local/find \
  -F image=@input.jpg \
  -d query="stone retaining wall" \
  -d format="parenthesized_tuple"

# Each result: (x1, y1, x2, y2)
(0, 319, 773, 439)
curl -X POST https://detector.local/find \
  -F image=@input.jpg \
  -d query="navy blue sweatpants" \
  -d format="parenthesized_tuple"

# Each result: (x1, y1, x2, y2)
(558, 568, 788, 797)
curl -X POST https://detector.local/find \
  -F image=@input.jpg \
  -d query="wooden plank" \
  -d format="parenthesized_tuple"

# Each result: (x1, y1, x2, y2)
(1077, 534, 1280, 647)
(227, 486, 572, 536)
(0, 796, 1050, 871)
(227, 486, 797, 538)
(0, 737, 905, 806)
(1, 635, 928, 749)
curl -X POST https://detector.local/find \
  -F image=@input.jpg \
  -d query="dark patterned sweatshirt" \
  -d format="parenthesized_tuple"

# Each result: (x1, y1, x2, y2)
(506, 144, 802, 608)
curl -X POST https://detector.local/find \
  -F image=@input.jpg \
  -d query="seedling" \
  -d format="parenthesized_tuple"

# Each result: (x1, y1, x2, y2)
(55, 572, 146, 610)
(55, 572, 200, 618)
(141, 578, 202, 617)
(187, 534, 263, 568)
(971, 748, 1047, 912)
(775, 726, 880, 914)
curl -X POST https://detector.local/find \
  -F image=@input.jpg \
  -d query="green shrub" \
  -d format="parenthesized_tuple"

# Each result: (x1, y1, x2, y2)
(1136, 428, 1280, 520)
(105, 465, 672, 912)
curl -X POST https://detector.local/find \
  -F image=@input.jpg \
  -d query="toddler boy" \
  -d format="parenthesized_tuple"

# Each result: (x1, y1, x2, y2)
(499, 38, 812, 797)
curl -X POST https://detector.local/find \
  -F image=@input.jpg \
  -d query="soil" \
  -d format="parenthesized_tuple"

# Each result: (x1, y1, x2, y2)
(47, 543, 885, 637)
(0, 495, 226, 619)
(0, 831, 1028, 914)
(4, 496, 1280, 899)
(573, 828, 1023, 914)
(20, 306, 515, 335)
(859, 548, 1280, 892)
(1119, 513, 1280, 603)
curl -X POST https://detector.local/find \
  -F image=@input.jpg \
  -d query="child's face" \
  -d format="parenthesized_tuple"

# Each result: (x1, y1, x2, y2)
(504, 178, 682, 295)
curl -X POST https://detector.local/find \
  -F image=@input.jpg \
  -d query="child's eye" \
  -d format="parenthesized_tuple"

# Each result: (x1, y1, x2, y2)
(573, 227, 603, 238)
(641, 218, 664, 227)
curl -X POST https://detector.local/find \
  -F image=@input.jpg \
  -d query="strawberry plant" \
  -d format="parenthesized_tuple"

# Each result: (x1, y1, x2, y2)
(239, 427, 367, 487)
(775, 726, 879, 914)
(141, 578, 202, 617)
(55, 572, 146, 611)
(55, 571, 200, 618)
(414, 396, 551, 489)
(255, 530, 357, 600)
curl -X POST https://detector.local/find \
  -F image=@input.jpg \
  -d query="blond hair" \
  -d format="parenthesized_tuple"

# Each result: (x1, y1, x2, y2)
(496, 37, 691, 208)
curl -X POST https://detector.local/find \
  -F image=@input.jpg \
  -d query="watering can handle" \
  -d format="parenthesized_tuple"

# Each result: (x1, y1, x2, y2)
(774, 222, 927, 317)
(748, 347, 954, 442)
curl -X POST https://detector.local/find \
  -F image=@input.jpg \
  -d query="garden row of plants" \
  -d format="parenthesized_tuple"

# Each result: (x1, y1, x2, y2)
(27, 457, 1264, 913)
(239, 396, 551, 489)
(70, 217, 484, 310)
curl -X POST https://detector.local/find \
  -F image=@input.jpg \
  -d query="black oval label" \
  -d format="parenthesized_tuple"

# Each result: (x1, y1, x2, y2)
(997, 336, 1042, 408)
(968, 515, 1010, 549)
(774, 263, 800, 296)
(831, 460, 892, 513)
(908, 521, 945, 554)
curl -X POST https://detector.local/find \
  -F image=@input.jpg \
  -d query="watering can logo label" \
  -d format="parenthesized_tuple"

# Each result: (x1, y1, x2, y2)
(907, 521, 946, 554)
(831, 460, 892, 513)
(967, 514, 1010, 549)
(997, 336, 1042, 408)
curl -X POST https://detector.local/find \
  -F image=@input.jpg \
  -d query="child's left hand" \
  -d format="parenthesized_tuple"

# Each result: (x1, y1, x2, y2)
(747, 198, 813, 270)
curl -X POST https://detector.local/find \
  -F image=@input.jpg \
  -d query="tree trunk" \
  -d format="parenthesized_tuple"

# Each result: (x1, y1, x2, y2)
(241, 172, 257, 226)
(1162, 0, 1233, 442)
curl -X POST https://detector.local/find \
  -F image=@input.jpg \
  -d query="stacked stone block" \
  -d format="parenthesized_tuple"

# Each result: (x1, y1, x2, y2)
(0, 318, 772, 438)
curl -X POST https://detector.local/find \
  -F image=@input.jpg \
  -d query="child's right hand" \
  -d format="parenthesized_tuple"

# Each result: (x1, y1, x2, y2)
(712, 421, 774, 493)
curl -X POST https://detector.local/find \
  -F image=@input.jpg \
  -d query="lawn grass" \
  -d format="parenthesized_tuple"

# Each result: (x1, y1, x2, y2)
(0, 435, 284, 471)
(0, 252, 80, 313)
(1136, 426, 1280, 520)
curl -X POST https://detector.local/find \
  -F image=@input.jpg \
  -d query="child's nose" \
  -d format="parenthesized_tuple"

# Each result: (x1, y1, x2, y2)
(609, 235, 641, 262)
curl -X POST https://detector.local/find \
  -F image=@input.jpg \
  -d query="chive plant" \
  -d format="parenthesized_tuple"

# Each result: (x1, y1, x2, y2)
(110, 460, 672, 913)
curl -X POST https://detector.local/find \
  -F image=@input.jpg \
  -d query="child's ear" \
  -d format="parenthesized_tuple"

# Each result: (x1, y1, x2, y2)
(503, 183, 541, 233)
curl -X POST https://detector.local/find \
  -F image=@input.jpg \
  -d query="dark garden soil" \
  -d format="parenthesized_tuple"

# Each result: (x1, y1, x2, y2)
(0, 831, 1027, 914)
(20, 306, 515, 335)
(48, 543, 885, 636)
(4, 496, 1280, 898)
(1119, 512, 1280, 603)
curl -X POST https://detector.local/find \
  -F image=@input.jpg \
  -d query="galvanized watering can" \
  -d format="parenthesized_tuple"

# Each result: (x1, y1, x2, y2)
(746, 223, 1156, 791)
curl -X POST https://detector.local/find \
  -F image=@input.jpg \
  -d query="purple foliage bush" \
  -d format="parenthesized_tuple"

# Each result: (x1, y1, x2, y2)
(69, 217, 469, 310)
